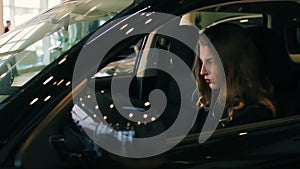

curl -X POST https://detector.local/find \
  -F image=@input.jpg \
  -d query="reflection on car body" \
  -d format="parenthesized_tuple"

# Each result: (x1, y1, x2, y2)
(0, 0, 300, 168)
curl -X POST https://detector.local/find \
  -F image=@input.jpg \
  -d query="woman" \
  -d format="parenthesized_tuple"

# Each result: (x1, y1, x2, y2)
(193, 23, 276, 130)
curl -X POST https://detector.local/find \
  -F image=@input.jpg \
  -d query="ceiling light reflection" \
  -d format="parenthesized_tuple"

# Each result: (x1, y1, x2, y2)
(240, 19, 249, 23)
(143, 114, 148, 119)
(44, 95, 51, 102)
(120, 24, 128, 30)
(145, 19, 152, 24)
(57, 79, 64, 86)
(239, 132, 248, 136)
(126, 28, 134, 35)
(109, 104, 114, 109)
(146, 12, 154, 17)
(30, 98, 39, 105)
(151, 117, 156, 121)
(65, 81, 71, 86)
(144, 102, 151, 106)
(58, 55, 68, 65)
(43, 76, 53, 85)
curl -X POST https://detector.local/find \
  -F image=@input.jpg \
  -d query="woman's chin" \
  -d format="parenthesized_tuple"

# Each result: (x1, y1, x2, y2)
(209, 83, 219, 90)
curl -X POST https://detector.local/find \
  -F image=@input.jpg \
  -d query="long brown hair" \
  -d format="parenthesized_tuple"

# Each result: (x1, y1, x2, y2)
(194, 23, 276, 119)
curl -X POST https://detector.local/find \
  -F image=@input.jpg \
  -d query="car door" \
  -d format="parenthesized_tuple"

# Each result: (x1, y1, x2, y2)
(6, 0, 300, 169)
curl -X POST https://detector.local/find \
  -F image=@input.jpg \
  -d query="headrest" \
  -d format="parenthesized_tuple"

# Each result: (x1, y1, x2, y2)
(246, 26, 296, 91)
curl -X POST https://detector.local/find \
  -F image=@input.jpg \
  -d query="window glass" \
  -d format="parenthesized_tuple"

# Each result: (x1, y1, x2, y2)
(3, 7, 11, 25)
(94, 39, 143, 78)
(183, 11, 263, 30)
(94, 55, 137, 78)
(286, 18, 300, 63)
(48, 0, 62, 8)
(14, 0, 40, 8)
(72, 18, 200, 142)
(0, 0, 134, 104)
(3, 0, 10, 6)
(14, 8, 40, 26)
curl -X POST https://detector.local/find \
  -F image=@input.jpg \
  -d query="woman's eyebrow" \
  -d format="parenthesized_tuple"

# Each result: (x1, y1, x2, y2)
(205, 57, 213, 62)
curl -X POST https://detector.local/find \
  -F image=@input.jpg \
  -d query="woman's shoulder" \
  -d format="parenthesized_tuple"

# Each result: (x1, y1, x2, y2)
(191, 103, 274, 132)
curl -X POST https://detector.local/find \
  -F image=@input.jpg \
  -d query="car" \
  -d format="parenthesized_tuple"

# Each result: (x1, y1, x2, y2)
(0, 0, 300, 168)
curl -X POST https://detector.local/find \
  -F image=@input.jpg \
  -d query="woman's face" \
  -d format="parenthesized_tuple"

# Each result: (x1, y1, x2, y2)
(199, 45, 222, 90)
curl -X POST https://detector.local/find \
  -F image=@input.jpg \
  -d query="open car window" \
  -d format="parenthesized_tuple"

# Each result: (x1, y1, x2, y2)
(71, 1, 300, 143)
(182, 1, 300, 126)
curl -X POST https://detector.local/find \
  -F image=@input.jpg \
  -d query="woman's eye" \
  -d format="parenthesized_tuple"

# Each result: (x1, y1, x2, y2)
(206, 59, 212, 64)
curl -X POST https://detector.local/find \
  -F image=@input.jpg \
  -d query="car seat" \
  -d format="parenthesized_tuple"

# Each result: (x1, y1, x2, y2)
(246, 26, 300, 117)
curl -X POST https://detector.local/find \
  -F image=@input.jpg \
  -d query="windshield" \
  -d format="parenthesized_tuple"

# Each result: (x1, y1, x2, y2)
(0, 0, 133, 103)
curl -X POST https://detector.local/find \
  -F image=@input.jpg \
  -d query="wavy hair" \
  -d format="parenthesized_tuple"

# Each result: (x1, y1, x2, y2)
(194, 23, 276, 120)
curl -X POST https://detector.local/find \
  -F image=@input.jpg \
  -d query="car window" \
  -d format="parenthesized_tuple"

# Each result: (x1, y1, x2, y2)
(93, 40, 142, 78)
(183, 11, 264, 30)
(181, 1, 300, 131)
(72, 17, 200, 145)
(71, 1, 300, 143)
(286, 18, 300, 63)
(71, 10, 270, 139)
(0, 0, 134, 104)
(94, 56, 136, 78)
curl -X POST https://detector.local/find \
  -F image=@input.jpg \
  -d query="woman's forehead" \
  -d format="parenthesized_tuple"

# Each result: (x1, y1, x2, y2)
(199, 45, 214, 60)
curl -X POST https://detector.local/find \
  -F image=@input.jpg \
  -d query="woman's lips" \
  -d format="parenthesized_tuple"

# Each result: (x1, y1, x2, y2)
(205, 79, 211, 83)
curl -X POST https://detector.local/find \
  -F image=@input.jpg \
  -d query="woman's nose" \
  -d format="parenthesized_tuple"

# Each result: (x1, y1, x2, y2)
(200, 64, 208, 75)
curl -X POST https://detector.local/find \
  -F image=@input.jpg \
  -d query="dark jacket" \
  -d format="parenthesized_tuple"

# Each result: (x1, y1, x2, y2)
(4, 27, 9, 33)
(191, 103, 274, 133)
